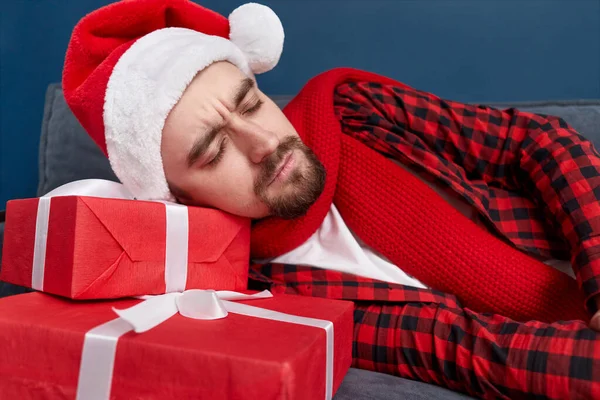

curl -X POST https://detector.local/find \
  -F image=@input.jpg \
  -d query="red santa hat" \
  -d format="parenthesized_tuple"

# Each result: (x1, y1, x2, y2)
(62, 0, 284, 201)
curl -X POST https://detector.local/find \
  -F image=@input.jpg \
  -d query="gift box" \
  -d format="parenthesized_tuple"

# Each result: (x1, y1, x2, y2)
(0, 180, 250, 299)
(0, 291, 354, 400)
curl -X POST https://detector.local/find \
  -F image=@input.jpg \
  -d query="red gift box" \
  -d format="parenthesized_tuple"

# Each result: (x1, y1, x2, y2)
(0, 193, 250, 299)
(0, 292, 354, 400)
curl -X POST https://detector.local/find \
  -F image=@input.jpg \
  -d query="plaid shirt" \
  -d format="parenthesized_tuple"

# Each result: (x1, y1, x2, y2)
(250, 78, 600, 399)
(335, 81, 600, 308)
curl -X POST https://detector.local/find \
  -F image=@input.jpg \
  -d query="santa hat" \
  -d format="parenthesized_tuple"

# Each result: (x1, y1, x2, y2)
(62, 0, 284, 201)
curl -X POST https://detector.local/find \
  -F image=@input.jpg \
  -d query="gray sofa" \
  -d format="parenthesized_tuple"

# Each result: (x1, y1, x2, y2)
(1, 83, 600, 399)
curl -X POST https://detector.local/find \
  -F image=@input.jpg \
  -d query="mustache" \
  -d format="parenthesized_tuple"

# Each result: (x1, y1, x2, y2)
(254, 136, 303, 194)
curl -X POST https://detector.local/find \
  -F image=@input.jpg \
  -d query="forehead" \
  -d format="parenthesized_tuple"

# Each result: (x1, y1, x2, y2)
(185, 61, 248, 102)
(161, 62, 250, 159)
(166, 62, 246, 126)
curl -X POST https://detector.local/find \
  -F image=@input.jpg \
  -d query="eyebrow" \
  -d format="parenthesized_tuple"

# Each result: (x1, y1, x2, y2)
(186, 78, 255, 167)
(233, 78, 255, 109)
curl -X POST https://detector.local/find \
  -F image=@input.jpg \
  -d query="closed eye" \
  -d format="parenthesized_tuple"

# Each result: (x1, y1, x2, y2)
(207, 137, 228, 167)
(241, 99, 264, 116)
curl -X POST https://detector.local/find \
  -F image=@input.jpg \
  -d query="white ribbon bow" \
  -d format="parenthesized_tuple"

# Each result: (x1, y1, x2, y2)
(114, 289, 274, 333)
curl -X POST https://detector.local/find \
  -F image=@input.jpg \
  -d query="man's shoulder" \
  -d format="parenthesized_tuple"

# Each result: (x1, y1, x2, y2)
(296, 67, 403, 95)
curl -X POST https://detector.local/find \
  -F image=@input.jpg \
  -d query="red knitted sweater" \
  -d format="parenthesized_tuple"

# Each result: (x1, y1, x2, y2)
(251, 68, 588, 323)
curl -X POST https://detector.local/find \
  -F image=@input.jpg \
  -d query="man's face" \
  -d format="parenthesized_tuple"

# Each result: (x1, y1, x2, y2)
(161, 61, 326, 219)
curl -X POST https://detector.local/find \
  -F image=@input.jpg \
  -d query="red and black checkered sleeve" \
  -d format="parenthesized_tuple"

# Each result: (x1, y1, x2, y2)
(335, 81, 600, 313)
(354, 301, 600, 399)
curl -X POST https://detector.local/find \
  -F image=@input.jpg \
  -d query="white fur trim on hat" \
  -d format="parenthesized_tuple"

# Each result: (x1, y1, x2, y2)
(229, 3, 284, 74)
(103, 27, 253, 201)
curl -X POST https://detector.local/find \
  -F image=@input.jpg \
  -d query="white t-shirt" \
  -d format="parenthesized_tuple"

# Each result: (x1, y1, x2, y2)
(270, 204, 428, 288)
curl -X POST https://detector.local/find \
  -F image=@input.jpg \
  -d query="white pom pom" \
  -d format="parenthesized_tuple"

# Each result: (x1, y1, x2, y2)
(229, 3, 284, 74)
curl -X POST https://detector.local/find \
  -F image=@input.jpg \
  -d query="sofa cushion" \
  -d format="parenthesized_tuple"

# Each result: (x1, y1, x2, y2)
(334, 368, 472, 399)
(37, 84, 119, 197)
(490, 100, 600, 144)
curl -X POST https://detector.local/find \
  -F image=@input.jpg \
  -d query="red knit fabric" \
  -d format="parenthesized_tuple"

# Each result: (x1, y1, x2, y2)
(251, 68, 588, 323)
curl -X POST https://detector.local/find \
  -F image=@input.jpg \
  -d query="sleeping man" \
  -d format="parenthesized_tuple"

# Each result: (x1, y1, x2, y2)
(62, 0, 600, 398)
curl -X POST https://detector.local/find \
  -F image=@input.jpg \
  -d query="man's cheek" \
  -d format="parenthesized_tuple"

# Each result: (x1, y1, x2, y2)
(216, 170, 251, 200)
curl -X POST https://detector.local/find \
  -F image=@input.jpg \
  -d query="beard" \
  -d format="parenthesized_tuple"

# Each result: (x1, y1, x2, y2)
(254, 136, 326, 219)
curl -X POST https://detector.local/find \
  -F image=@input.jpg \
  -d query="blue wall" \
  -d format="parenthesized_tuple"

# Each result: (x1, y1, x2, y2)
(1, 0, 599, 206)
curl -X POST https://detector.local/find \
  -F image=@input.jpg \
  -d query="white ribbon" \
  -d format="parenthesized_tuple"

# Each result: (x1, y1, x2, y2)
(75, 318, 133, 400)
(76, 290, 334, 400)
(161, 201, 189, 293)
(31, 197, 50, 291)
(30, 179, 189, 292)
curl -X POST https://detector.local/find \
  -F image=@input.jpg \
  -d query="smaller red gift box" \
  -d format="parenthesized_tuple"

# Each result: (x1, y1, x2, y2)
(1, 189, 250, 299)
(0, 292, 354, 400)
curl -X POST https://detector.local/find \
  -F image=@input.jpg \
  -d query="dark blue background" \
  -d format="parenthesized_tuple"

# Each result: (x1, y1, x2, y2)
(1, 0, 599, 206)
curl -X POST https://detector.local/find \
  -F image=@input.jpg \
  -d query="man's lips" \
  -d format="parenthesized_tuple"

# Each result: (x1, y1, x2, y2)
(267, 151, 294, 186)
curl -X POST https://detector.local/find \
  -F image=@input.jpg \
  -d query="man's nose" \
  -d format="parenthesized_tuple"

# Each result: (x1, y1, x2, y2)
(230, 119, 280, 164)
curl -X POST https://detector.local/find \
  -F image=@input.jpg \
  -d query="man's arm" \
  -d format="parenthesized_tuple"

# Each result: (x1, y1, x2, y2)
(335, 81, 600, 315)
(354, 301, 600, 399)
